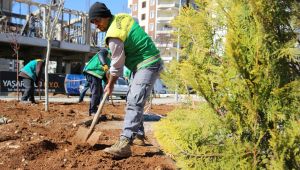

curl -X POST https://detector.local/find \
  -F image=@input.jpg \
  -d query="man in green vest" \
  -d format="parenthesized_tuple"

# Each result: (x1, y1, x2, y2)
(89, 2, 163, 158)
(19, 59, 44, 103)
(83, 48, 110, 116)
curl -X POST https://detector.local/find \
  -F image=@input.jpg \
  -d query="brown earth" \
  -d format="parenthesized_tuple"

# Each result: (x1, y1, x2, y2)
(0, 100, 176, 169)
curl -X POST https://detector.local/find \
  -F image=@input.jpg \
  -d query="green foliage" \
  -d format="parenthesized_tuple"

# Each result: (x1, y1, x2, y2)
(157, 0, 300, 169)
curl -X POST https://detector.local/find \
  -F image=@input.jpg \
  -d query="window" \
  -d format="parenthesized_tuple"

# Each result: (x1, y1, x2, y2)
(149, 23, 154, 31)
(150, 0, 155, 6)
(150, 11, 155, 19)
(142, 1, 146, 8)
(141, 14, 146, 20)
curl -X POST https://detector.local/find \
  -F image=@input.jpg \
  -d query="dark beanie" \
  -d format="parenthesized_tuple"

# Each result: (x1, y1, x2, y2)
(89, 2, 112, 21)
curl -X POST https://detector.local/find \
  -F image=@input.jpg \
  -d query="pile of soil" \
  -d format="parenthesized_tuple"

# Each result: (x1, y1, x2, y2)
(0, 100, 176, 169)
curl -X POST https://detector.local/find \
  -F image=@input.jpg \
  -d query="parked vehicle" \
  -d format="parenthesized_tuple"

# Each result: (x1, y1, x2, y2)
(65, 74, 129, 99)
(113, 77, 129, 99)
(153, 79, 168, 94)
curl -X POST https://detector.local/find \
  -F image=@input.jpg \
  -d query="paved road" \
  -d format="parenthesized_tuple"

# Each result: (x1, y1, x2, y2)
(0, 94, 204, 105)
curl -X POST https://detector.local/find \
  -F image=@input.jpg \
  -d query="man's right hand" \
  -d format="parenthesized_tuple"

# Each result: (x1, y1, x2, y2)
(104, 83, 114, 96)
(104, 75, 119, 95)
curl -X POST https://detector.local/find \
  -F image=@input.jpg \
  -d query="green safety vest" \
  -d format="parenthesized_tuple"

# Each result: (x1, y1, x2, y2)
(83, 52, 111, 79)
(105, 14, 161, 71)
(20, 59, 43, 81)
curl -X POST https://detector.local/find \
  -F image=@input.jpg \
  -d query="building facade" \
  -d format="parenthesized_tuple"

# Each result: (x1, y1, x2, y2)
(0, 0, 102, 74)
(128, 0, 195, 63)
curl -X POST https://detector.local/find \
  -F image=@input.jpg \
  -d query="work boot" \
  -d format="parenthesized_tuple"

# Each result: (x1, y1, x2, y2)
(103, 137, 132, 158)
(133, 135, 146, 146)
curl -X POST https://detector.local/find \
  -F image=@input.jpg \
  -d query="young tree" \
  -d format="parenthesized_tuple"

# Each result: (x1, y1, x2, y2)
(44, 0, 64, 111)
(156, 0, 300, 169)
(8, 33, 20, 101)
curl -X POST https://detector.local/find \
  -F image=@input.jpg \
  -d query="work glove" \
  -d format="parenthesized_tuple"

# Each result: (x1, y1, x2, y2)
(102, 64, 109, 72)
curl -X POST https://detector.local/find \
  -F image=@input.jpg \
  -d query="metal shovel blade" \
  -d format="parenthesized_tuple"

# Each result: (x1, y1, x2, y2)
(86, 130, 102, 146)
(72, 92, 109, 146)
(72, 126, 102, 145)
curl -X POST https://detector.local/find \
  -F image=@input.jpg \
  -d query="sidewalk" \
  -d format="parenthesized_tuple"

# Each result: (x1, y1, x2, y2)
(0, 94, 205, 104)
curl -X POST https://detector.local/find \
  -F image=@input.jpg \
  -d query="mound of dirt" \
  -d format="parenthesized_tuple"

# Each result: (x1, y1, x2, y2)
(0, 100, 176, 169)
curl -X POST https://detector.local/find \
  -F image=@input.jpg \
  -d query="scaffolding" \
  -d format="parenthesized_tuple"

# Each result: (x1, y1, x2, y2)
(0, 0, 101, 47)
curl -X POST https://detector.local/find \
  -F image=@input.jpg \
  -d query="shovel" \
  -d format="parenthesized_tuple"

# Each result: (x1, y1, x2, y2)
(73, 92, 109, 145)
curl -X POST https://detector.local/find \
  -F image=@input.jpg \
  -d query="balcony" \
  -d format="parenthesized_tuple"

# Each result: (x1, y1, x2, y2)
(155, 42, 177, 48)
(157, 2, 179, 9)
(156, 16, 176, 23)
(156, 28, 175, 34)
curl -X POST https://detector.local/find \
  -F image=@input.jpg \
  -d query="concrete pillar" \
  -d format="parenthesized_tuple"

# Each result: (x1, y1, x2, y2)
(65, 62, 71, 74)
(56, 57, 63, 73)
(81, 54, 89, 70)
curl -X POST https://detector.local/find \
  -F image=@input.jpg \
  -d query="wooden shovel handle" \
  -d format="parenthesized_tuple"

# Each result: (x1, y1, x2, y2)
(86, 92, 109, 138)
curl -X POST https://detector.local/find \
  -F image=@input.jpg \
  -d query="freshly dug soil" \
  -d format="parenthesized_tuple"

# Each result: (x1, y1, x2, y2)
(0, 100, 176, 169)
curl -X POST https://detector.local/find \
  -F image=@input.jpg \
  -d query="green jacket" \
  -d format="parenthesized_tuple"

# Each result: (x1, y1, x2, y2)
(105, 13, 161, 71)
(83, 49, 111, 79)
(20, 59, 44, 82)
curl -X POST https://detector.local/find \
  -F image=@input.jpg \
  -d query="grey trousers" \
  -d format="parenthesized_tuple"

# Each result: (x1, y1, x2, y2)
(121, 60, 163, 139)
(21, 78, 35, 102)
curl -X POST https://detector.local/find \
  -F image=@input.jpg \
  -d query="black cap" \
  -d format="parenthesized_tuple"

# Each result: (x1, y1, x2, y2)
(89, 2, 112, 22)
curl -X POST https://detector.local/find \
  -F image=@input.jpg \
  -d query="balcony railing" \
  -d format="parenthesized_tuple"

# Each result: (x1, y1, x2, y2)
(157, 3, 179, 9)
(156, 27, 175, 34)
(155, 42, 177, 48)
(156, 16, 176, 22)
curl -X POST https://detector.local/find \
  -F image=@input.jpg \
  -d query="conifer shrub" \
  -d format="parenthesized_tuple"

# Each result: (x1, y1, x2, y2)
(155, 0, 300, 169)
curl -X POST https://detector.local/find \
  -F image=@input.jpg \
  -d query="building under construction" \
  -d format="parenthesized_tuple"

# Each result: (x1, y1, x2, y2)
(0, 0, 104, 74)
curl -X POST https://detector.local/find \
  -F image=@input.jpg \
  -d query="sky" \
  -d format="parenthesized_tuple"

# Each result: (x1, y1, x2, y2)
(11, 0, 130, 22)
(64, 0, 129, 14)
(35, 0, 130, 14)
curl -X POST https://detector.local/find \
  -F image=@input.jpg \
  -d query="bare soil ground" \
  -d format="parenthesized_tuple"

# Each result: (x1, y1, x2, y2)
(0, 100, 176, 169)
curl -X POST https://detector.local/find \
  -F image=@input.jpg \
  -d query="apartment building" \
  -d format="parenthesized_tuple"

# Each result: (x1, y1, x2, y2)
(128, 0, 195, 63)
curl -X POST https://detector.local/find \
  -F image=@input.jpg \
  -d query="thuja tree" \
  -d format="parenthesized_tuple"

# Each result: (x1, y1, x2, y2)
(155, 0, 300, 169)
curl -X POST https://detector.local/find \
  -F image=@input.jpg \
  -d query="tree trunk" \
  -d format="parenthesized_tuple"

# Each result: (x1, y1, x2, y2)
(16, 50, 19, 101)
(44, 0, 64, 111)
(45, 39, 51, 111)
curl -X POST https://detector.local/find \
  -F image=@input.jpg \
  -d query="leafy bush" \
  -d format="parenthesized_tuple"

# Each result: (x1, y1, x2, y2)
(156, 0, 300, 169)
